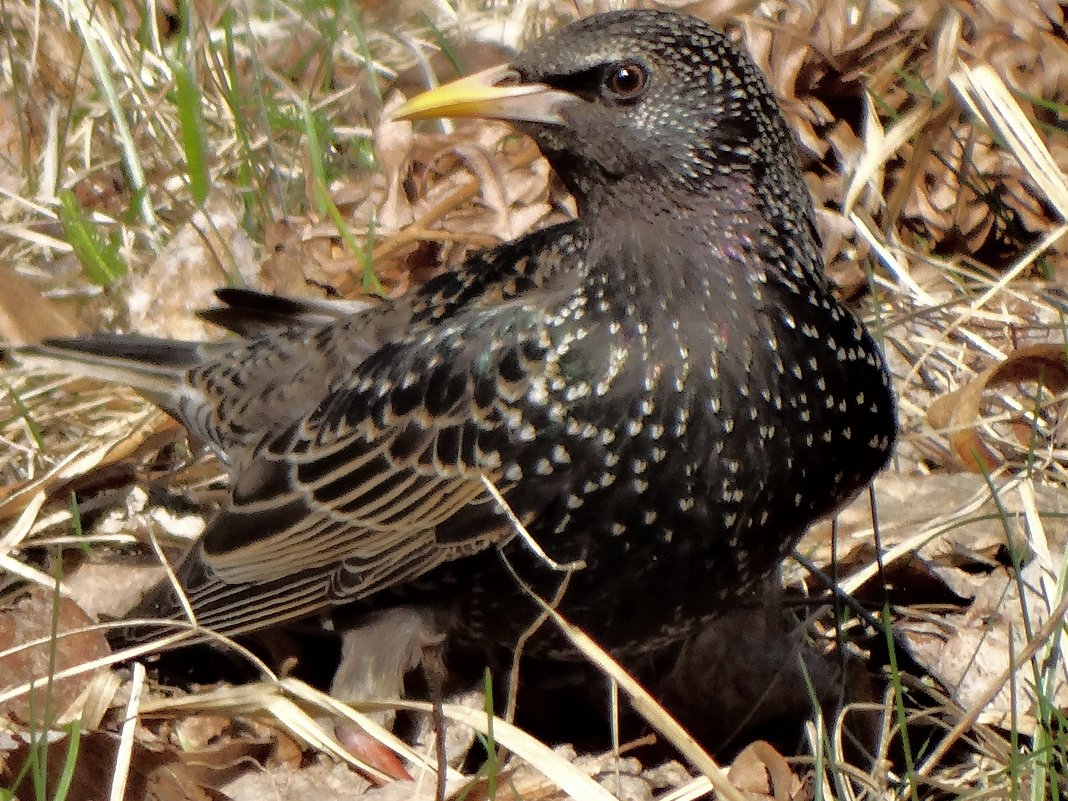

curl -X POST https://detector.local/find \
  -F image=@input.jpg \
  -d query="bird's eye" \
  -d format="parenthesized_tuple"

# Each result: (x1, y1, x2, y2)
(603, 62, 647, 100)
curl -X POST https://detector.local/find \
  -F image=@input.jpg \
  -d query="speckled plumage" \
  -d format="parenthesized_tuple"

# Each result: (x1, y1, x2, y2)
(21, 10, 895, 660)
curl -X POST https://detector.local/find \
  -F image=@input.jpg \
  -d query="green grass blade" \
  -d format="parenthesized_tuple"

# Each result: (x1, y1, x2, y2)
(68, 492, 89, 555)
(347, 9, 380, 105)
(66, 0, 157, 233)
(56, 190, 127, 287)
(6, 384, 44, 450)
(51, 723, 83, 801)
(299, 100, 384, 296)
(419, 12, 465, 77)
(174, 58, 210, 205)
(300, 102, 331, 218)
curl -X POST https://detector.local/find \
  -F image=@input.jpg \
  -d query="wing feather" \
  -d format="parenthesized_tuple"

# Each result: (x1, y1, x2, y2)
(173, 420, 512, 634)
(122, 293, 567, 641)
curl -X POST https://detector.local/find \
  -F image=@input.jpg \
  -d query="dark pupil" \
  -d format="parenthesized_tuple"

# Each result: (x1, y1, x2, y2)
(609, 65, 644, 96)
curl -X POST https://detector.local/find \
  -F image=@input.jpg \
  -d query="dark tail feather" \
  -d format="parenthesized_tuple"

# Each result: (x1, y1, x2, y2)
(14, 334, 205, 411)
(36, 334, 205, 367)
(198, 287, 373, 337)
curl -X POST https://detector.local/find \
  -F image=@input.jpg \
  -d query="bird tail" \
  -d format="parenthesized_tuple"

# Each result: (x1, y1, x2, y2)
(12, 288, 371, 400)
(14, 334, 205, 413)
(197, 286, 372, 337)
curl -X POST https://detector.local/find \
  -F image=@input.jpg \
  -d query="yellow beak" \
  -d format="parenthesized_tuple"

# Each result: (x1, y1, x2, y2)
(389, 64, 574, 125)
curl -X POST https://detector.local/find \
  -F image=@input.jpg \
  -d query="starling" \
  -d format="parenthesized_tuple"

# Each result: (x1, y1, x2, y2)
(20, 10, 895, 664)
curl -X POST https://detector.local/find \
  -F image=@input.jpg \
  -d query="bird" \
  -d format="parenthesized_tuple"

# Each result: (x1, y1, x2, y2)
(18, 9, 896, 669)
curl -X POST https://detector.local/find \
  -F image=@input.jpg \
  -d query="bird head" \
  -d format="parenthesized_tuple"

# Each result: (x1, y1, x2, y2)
(392, 10, 808, 220)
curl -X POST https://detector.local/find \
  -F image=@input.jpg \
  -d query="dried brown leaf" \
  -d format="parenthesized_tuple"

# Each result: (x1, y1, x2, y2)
(726, 740, 802, 801)
(125, 194, 257, 339)
(0, 265, 81, 345)
(928, 344, 1068, 471)
(899, 553, 1068, 734)
(0, 587, 110, 723)
(375, 92, 417, 233)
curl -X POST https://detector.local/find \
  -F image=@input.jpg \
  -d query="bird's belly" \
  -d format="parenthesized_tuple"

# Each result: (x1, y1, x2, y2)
(419, 309, 896, 661)
(458, 368, 892, 658)
(445, 464, 794, 660)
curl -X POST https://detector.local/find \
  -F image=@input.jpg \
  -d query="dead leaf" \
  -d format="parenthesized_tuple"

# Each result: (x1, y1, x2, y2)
(62, 556, 165, 622)
(375, 92, 416, 233)
(0, 722, 279, 801)
(221, 759, 373, 801)
(125, 194, 257, 339)
(260, 220, 321, 297)
(899, 556, 1068, 734)
(799, 472, 1068, 579)
(0, 587, 110, 723)
(0, 265, 81, 346)
(0, 90, 26, 195)
(928, 344, 1068, 471)
(727, 740, 804, 801)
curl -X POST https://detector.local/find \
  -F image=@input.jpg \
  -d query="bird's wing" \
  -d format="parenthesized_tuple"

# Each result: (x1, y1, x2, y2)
(133, 302, 553, 639)
(178, 230, 573, 463)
